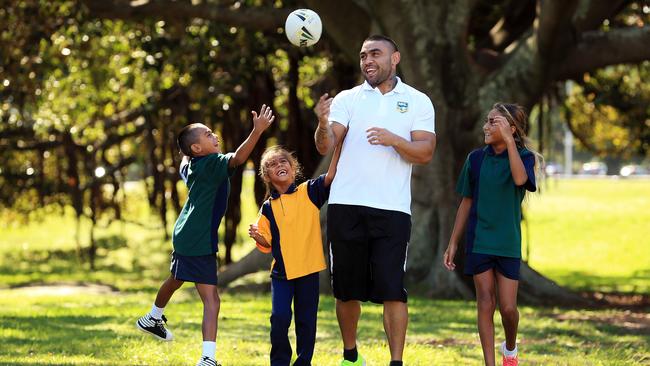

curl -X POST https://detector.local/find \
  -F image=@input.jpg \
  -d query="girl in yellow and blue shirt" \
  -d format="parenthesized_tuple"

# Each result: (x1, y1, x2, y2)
(249, 145, 340, 366)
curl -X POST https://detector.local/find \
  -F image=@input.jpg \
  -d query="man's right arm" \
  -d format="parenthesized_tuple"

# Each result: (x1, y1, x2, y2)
(315, 122, 347, 155)
(314, 93, 348, 155)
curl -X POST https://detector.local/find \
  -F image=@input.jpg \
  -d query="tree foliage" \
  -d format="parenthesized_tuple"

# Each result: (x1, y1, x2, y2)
(565, 62, 650, 159)
(0, 0, 350, 267)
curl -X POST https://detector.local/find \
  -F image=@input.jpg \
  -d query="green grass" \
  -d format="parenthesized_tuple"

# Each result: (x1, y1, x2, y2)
(0, 177, 649, 365)
(522, 178, 650, 294)
(0, 289, 647, 366)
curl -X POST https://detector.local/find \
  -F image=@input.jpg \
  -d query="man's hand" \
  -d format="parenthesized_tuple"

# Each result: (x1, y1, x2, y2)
(314, 93, 333, 127)
(366, 127, 404, 147)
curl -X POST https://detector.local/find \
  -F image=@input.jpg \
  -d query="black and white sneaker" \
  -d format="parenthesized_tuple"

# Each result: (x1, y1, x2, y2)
(136, 314, 173, 341)
(196, 356, 220, 366)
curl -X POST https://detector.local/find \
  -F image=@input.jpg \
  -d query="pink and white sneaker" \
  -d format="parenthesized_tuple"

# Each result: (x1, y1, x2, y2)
(502, 354, 518, 366)
(501, 341, 518, 366)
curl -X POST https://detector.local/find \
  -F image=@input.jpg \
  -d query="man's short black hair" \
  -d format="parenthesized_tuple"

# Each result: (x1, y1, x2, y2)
(176, 123, 203, 157)
(363, 34, 399, 52)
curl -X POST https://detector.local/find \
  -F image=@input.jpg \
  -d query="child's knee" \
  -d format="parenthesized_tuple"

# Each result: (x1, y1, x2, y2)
(210, 291, 221, 309)
(476, 293, 496, 311)
(499, 304, 518, 319)
(271, 309, 292, 328)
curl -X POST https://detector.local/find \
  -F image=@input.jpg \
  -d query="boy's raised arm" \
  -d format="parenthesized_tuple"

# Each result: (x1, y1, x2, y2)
(229, 104, 275, 168)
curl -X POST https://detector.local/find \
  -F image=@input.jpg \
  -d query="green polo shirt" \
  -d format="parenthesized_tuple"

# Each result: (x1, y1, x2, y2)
(457, 146, 537, 258)
(172, 153, 233, 256)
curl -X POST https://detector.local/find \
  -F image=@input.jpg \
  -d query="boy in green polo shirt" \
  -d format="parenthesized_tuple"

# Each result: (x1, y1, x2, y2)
(443, 103, 540, 366)
(136, 105, 275, 366)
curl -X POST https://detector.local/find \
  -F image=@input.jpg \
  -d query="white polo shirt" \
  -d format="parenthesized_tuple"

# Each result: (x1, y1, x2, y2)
(328, 77, 435, 214)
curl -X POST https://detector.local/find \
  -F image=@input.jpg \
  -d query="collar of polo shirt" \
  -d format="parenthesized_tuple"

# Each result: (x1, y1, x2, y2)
(362, 76, 406, 94)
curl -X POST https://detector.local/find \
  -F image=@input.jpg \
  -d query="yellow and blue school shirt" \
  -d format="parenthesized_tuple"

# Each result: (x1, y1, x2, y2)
(255, 175, 329, 280)
(172, 153, 233, 256)
(456, 146, 536, 258)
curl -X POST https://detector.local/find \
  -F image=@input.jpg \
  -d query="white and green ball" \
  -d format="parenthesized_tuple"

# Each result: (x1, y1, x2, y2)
(285, 9, 322, 47)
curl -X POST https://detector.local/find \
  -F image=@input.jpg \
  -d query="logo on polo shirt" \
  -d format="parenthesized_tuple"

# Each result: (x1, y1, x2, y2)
(397, 101, 408, 113)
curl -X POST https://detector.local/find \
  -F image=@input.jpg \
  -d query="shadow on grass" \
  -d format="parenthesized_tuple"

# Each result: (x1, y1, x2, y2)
(549, 269, 650, 294)
(0, 314, 118, 358)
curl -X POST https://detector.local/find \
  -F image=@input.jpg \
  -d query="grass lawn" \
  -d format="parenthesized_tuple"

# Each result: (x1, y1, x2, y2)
(0, 288, 647, 366)
(522, 178, 650, 294)
(0, 177, 649, 365)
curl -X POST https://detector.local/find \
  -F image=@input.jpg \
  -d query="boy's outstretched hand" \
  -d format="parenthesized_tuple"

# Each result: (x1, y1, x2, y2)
(229, 104, 275, 167)
(251, 104, 275, 133)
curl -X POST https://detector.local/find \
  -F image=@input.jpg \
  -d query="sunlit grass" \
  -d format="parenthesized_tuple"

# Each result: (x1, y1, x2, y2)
(523, 178, 650, 293)
(0, 290, 647, 366)
(0, 177, 649, 365)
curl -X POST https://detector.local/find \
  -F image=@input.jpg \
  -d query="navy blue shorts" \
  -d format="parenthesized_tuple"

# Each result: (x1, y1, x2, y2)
(170, 251, 218, 285)
(464, 252, 521, 280)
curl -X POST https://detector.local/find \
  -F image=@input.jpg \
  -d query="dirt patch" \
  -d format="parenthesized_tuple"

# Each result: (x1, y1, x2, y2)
(6, 282, 118, 296)
(585, 291, 650, 309)
(554, 310, 650, 331)
(418, 338, 475, 347)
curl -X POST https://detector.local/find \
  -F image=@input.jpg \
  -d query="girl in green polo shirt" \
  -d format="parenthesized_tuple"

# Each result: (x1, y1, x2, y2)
(443, 103, 540, 366)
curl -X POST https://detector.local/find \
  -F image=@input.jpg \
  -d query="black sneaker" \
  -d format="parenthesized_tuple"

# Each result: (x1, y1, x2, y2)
(136, 314, 173, 341)
(196, 356, 220, 366)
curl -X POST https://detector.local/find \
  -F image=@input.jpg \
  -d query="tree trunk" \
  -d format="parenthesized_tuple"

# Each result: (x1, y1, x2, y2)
(218, 248, 272, 287)
(377, 1, 590, 305)
(220, 0, 594, 305)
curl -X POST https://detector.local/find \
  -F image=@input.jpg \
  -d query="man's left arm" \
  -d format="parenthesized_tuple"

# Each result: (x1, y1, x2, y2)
(366, 128, 436, 164)
(366, 94, 436, 164)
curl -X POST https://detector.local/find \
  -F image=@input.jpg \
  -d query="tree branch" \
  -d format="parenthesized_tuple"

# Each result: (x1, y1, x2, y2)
(79, 155, 137, 191)
(476, 1, 581, 110)
(557, 26, 650, 80)
(303, 0, 370, 63)
(80, 0, 289, 31)
(571, 0, 627, 33)
(483, 0, 536, 51)
(536, 0, 580, 58)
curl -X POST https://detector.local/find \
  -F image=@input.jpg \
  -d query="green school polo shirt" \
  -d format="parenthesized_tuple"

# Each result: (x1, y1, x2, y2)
(456, 146, 536, 258)
(172, 153, 232, 256)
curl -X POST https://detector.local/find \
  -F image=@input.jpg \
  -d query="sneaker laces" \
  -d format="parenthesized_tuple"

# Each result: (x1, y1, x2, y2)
(154, 315, 168, 330)
(152, 315, 167, 325)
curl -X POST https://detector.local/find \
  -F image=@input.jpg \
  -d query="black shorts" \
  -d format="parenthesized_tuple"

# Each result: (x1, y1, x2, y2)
(327, 204, 411, 304)
(463, 252, 520, 280)
(170, 251, 218, 285)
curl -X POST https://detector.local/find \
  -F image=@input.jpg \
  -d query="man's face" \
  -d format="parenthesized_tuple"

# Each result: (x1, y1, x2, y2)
(359, 40, 398, 87)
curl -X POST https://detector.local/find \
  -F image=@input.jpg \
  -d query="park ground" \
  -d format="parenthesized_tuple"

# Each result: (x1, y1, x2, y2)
(0, 178, 648, 365)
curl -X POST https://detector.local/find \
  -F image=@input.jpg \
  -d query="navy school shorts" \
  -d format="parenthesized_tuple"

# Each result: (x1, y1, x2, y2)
(170, 251, 218, 285)
(327, 204, 411, 304)
(463, 252, 521, 280)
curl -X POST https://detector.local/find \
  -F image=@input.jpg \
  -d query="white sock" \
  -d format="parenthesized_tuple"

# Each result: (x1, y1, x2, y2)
(149, 304, 164, 319)
(202, 341, 216, 359)
(502, 341, 518, 357)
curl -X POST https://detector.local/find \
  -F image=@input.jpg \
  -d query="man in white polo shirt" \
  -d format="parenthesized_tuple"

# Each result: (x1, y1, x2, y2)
(314, 35, 436, 366)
